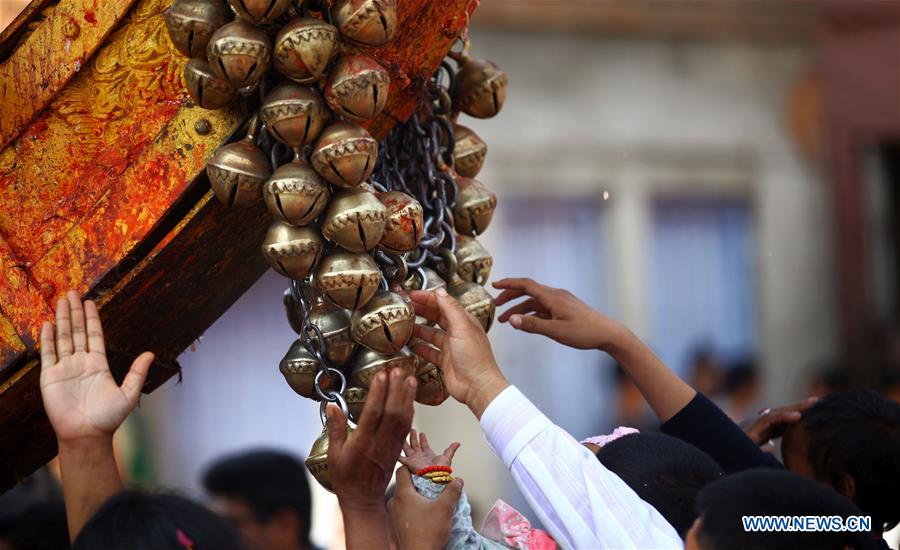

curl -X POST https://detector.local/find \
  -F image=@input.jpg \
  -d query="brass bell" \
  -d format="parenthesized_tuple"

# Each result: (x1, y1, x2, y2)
(344, 385, 368, 422)
(411, 340, 449, 406)
(452, 58, 508, 119)
(350, 290, 415, 353)
(453, 177, 497, 236)
(308, 295, 357, 366)
(184, 59, 238, 110)
(264, 159, 331, 226)
(260, 84, 331, 148)
(322, 187, 388, 253)
(315, 250, 381, 310)
(455, 234, 493, 285)
(283, 288, 305, 333)
(331, 0, 397, 47)
(311, 123, 378, 188)
(227, 0, 291, 25)
(324, 56, 390, 123)
(447, 273, 495, 332)
(349, 347, 416, 388)
(207, 19, 271, 91)
(206, 137, 270, 208)
(274, 17, 340, 84)
(164, 0, 229, 58)
(452, 124, 487, 178)
(279, 339, 320, 399)
(261, 221, 325, 279)
(306, 426, 353, 492)
(376, 191, 424, 253)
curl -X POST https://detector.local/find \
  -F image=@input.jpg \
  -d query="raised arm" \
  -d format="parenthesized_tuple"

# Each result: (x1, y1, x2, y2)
(492, 277, 694, 422)
(408, 288, 681, 549)
(39, 291, 153, 541)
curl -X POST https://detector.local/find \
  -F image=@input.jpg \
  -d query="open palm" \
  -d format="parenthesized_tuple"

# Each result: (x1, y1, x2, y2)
(40, 291, 153, 442)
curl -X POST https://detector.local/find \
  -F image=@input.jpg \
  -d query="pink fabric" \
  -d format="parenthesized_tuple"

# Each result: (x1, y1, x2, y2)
(580, 426, 639, 448)
(481, 499, 557, 550)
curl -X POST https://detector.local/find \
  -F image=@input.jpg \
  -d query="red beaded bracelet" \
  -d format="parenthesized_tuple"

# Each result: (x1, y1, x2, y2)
(417, 465, 452, 476)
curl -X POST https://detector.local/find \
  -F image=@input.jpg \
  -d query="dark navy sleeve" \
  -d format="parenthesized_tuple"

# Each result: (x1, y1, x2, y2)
(661, 392, 784, 473)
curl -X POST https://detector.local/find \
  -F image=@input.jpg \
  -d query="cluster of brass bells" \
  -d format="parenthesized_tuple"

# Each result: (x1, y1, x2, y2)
(165, 0, 508, 492)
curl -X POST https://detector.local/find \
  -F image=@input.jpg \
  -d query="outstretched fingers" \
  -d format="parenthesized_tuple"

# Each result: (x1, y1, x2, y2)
(67, 291, 87, 353)
(40, 322, 57, 368)
(120, 351, 153, 407)
(498, 298, 543, 323)
(442, 442, 461, 462)
(55, 298, 73, 359)
(84, 300, 106, 355)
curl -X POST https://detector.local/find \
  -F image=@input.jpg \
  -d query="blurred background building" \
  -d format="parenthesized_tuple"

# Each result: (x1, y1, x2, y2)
(2, 0, 899, 547)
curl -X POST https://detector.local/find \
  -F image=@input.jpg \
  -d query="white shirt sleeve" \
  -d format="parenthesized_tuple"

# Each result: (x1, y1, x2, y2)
(480, 385, 683, 550)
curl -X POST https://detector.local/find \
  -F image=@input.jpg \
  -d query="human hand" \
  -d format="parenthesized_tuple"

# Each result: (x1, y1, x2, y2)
(40, 291, 154, 444)
(388, 467, 462, 550)
(740, 397, 819, 447)
(408, 288, 509, 418)
(400, 428, 460, 474)
(493, 277, 627, 351)
(325, 367, 416, 508)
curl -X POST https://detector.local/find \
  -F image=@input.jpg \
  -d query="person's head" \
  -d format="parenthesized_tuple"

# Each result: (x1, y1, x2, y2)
(593, 432, 724, 537)
(202, 449, 313, 550)
(724, 359, 760, 407)
(72, 490, 239, 550)
(686, 470, 875, 550)
(781, 389, 900, 532)
(688, 347, 724, 397)
(0, 500, 69, 550)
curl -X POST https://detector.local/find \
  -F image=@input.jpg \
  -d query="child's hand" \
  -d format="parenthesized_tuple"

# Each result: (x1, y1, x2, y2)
(400, 429, 460, 474)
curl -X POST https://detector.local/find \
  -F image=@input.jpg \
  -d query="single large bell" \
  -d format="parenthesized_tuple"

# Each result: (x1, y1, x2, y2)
(227, 0, 291, 25)
(349, 347, 416, 388)
(306, 426, 353, 492)
(447, 273, 495, 331)
(316, 251, 381, 310)
(324, 56, 390, 123)
(262, 222, 325, 279)
(279, 339, 321, 399)
(308, 296, 357, 366)
(332, 0, 397, 47)
(274, 17, 340, 84)
(260, 84, 331, 149)
(452, 58, 508, 119)
(376, 191, 424, 253)
(207, 19, 271, 91)
(184, 59, 238, 110)
(311, 123, 378, 188)
(350, 290, 415, 353)
(344, 385, 368, 422)
(452, 124, 487, 177)
(164, 0, 229, 58)
(206, 137, 271, 207)
(322, 187, 388, 253)
(264, 159, 331, 226)
(453, 177, 497, 236)
(455, 234, 493, 285)
(411, 339, 449, 406)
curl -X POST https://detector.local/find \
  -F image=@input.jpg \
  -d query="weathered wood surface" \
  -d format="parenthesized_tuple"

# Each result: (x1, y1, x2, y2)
(0, 0, 476, 492)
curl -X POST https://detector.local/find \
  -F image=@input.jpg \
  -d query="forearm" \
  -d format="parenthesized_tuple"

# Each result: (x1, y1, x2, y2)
(57, 435, 123, 542)
(603, 326, 695, 423)
(340, 500, 391, 549)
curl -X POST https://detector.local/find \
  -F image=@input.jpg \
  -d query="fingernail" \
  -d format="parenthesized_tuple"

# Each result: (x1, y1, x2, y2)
(510, 315, 522, 328)
(406, 377, 417, 389)
(436, 287, 449, 297)
(376, 372, 387, 383)
(392, 368, 403, 379)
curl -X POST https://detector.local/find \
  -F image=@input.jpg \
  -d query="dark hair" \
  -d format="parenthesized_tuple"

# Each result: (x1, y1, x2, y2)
(595, 432, 724, 537)
(73, 490, 239, 550)
(724, 358, 758, 394)
(0, 499, 70, 550)
(202, 449, 313, 546)
(695, 470, 876, 550)
(801, 389, 900, 531)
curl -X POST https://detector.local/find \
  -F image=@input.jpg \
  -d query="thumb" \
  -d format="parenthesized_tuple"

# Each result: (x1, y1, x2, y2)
(509, 314, 552, 335)
(325, 403, 348, 457)
(436, 478, 463, 512)
(121, 352, 154, 406)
